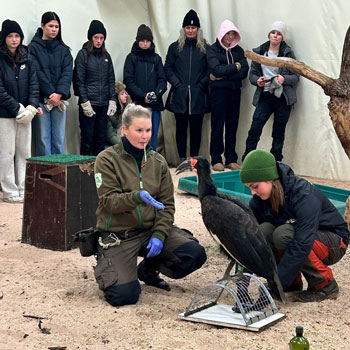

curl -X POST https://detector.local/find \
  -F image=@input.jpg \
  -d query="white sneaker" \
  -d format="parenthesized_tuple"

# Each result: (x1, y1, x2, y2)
(3, 196, 24, 203)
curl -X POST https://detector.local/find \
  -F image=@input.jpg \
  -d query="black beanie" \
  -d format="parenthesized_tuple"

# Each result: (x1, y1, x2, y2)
(1, 19, 24, 43)
(136, 24, 153, 42)
(87, 20, 106, 40)
(182, 9, 200, 28)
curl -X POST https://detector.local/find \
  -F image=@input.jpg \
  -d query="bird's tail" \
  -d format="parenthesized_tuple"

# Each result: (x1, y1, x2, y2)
(267, 271, 286, 304)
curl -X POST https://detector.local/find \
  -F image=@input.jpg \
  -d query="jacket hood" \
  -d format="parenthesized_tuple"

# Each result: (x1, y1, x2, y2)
(253, 40, 290, 57)
(131, 41, 155, 55)
(217, 20, 241, 49)
(31, 27, 60, 49)
(276, 162, 297, 194)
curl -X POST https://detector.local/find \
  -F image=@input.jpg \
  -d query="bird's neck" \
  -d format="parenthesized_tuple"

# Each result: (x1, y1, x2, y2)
(197, 174, 217, 201)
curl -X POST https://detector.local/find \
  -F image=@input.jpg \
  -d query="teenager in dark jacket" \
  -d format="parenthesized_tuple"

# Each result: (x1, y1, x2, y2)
(240, 150, 349, 302)
(0, 20, 40, 203)
(28, 11, 73, 156)
(123, 24, 166, 150)
(164, 9, 209, 163)
(207, 20, 248, 172)
(105, 81, 131, 146)
(242, 21, 299, 162)
(73, 20, 116, 156)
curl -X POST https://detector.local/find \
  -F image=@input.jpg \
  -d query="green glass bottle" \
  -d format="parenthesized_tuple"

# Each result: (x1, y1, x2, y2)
(289, 326, 310, 350)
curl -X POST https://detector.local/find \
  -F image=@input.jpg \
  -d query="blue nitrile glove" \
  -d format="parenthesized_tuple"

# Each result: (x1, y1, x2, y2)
(146, 237, 163, 258)
(139, 190, 165, 210)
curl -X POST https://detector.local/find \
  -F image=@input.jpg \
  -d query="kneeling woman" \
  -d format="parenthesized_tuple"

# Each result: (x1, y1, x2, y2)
(94, 103, 207, 306)
(240, 150, 349, 302)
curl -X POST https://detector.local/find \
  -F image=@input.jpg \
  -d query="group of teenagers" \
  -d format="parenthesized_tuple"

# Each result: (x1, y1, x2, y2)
(1, 9, 297, 202)
(0, 9, 348, 308)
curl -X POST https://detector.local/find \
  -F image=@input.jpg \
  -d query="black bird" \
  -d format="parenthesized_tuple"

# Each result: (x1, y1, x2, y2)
(176, 157, 285, 303)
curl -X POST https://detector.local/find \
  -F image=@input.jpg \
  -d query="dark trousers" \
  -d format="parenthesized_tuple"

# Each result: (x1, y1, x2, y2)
(210, 88, 241, 165)
(174, 112, 204, 158)
(260, 223, 347, 290)
(243, 92, 292, 161)
(95, 226, 207, 306)
(79, 105, 108, 156)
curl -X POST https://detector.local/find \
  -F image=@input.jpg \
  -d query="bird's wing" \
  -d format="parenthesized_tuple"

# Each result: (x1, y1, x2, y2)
(217, 193, 255, 217)
(201, 195, 277, 281)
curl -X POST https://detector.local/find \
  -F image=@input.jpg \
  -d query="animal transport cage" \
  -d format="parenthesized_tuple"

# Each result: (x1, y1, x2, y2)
(179, 271, 285, 331)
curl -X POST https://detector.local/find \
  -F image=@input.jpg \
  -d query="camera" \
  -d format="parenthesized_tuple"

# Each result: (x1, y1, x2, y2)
(147, 91, 157, 103)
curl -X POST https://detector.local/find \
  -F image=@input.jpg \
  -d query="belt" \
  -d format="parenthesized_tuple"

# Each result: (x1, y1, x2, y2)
(99, 229, 143, 240)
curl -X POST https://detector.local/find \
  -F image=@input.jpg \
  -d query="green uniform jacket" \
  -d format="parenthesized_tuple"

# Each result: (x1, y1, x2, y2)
(94, 142, 174, 242)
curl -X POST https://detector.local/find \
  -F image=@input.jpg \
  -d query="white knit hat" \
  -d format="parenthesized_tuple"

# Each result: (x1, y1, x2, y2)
(268, 21, 286, 39)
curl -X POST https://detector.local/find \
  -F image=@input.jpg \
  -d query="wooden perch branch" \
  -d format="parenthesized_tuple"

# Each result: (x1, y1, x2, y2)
(340, 26, 350, 78)
(245, 51, 336, 90)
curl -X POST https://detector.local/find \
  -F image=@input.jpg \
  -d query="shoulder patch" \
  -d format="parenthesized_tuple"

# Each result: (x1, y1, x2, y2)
(94, 172, 103, 188)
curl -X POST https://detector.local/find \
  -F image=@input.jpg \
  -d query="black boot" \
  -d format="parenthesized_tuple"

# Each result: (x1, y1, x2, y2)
(137, 260, 171, 291)
(294, 279, 339, 302)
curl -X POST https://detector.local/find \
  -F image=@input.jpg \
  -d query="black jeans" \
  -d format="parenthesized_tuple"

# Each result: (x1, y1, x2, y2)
(174, 112, 204, 158)
(243, 92, 292, 161)
(210, 88, 241, 165)
(79, 105, 108, 156)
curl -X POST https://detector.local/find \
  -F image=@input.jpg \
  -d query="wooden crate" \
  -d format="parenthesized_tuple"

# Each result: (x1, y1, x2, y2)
(21, 155, 98, 251)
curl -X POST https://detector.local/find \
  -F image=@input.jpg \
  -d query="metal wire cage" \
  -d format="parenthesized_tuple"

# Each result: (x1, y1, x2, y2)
(184, 272, 279, 326)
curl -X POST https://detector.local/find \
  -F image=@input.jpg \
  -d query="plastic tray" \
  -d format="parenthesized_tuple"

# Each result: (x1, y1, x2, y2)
(178, 170, 349, 216)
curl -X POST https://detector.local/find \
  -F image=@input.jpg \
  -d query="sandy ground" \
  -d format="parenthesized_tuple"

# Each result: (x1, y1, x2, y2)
(1, 168, 350, 350)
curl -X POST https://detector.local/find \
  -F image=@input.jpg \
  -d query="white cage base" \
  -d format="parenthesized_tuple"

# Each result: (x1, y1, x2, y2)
(179, 304, 285, 332)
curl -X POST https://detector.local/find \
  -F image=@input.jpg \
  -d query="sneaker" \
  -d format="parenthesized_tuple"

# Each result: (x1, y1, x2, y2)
(3, 196, 24, 203)
(137, 260, 171, 291)
(294, 279, 339, 302)
(212, 163, 224, 171)
(225, 163, 241, 170)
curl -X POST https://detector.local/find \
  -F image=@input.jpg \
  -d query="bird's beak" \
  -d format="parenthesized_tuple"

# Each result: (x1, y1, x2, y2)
(176, 158, 193, 175)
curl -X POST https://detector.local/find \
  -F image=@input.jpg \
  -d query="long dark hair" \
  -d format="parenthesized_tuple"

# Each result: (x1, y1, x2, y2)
(0, 32, 24, 66)
(41, 11, 69, 48)
(270, 179, 285, 213)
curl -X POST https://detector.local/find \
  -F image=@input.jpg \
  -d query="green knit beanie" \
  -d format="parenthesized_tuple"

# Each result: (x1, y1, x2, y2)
(240, 150, 279, 183)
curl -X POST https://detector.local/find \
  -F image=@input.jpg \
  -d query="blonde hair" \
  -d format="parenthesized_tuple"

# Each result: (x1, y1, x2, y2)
(270, 179, 285, 213)
(177, 27, 207, 53)
(121, 103, 151, 130)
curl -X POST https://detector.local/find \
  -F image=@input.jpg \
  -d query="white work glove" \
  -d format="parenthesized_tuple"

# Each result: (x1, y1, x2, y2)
(16, 103, 26, 116)
(81, 101, 96, 117)
(58, 100, 69, 112)
(107, 100, 117, 117)
(16, 105, 37, 124)
(43, 98, 54, 112)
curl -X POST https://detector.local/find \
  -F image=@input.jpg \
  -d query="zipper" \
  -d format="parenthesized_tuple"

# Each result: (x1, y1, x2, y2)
(99, 55, 103, 105)
(188, 45, 192, 115)
(145, 63, 148, 92)
(126, 151, 146, 227)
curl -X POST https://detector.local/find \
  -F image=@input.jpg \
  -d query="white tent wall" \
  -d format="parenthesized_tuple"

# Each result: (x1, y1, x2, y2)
(2, 0, 350, 180)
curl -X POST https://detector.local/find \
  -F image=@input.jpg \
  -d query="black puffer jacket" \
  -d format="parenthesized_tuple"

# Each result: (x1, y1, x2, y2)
(28, 28, 72, 102)
(0, 46, 39, 118)
(249, 41, 299, 106)
(164, 38, 209, 114)
(123, 42, 166, 111)
(207, 39, 248, 89)
(250, 162, 349, 288)
(73, 43, 116, 106)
